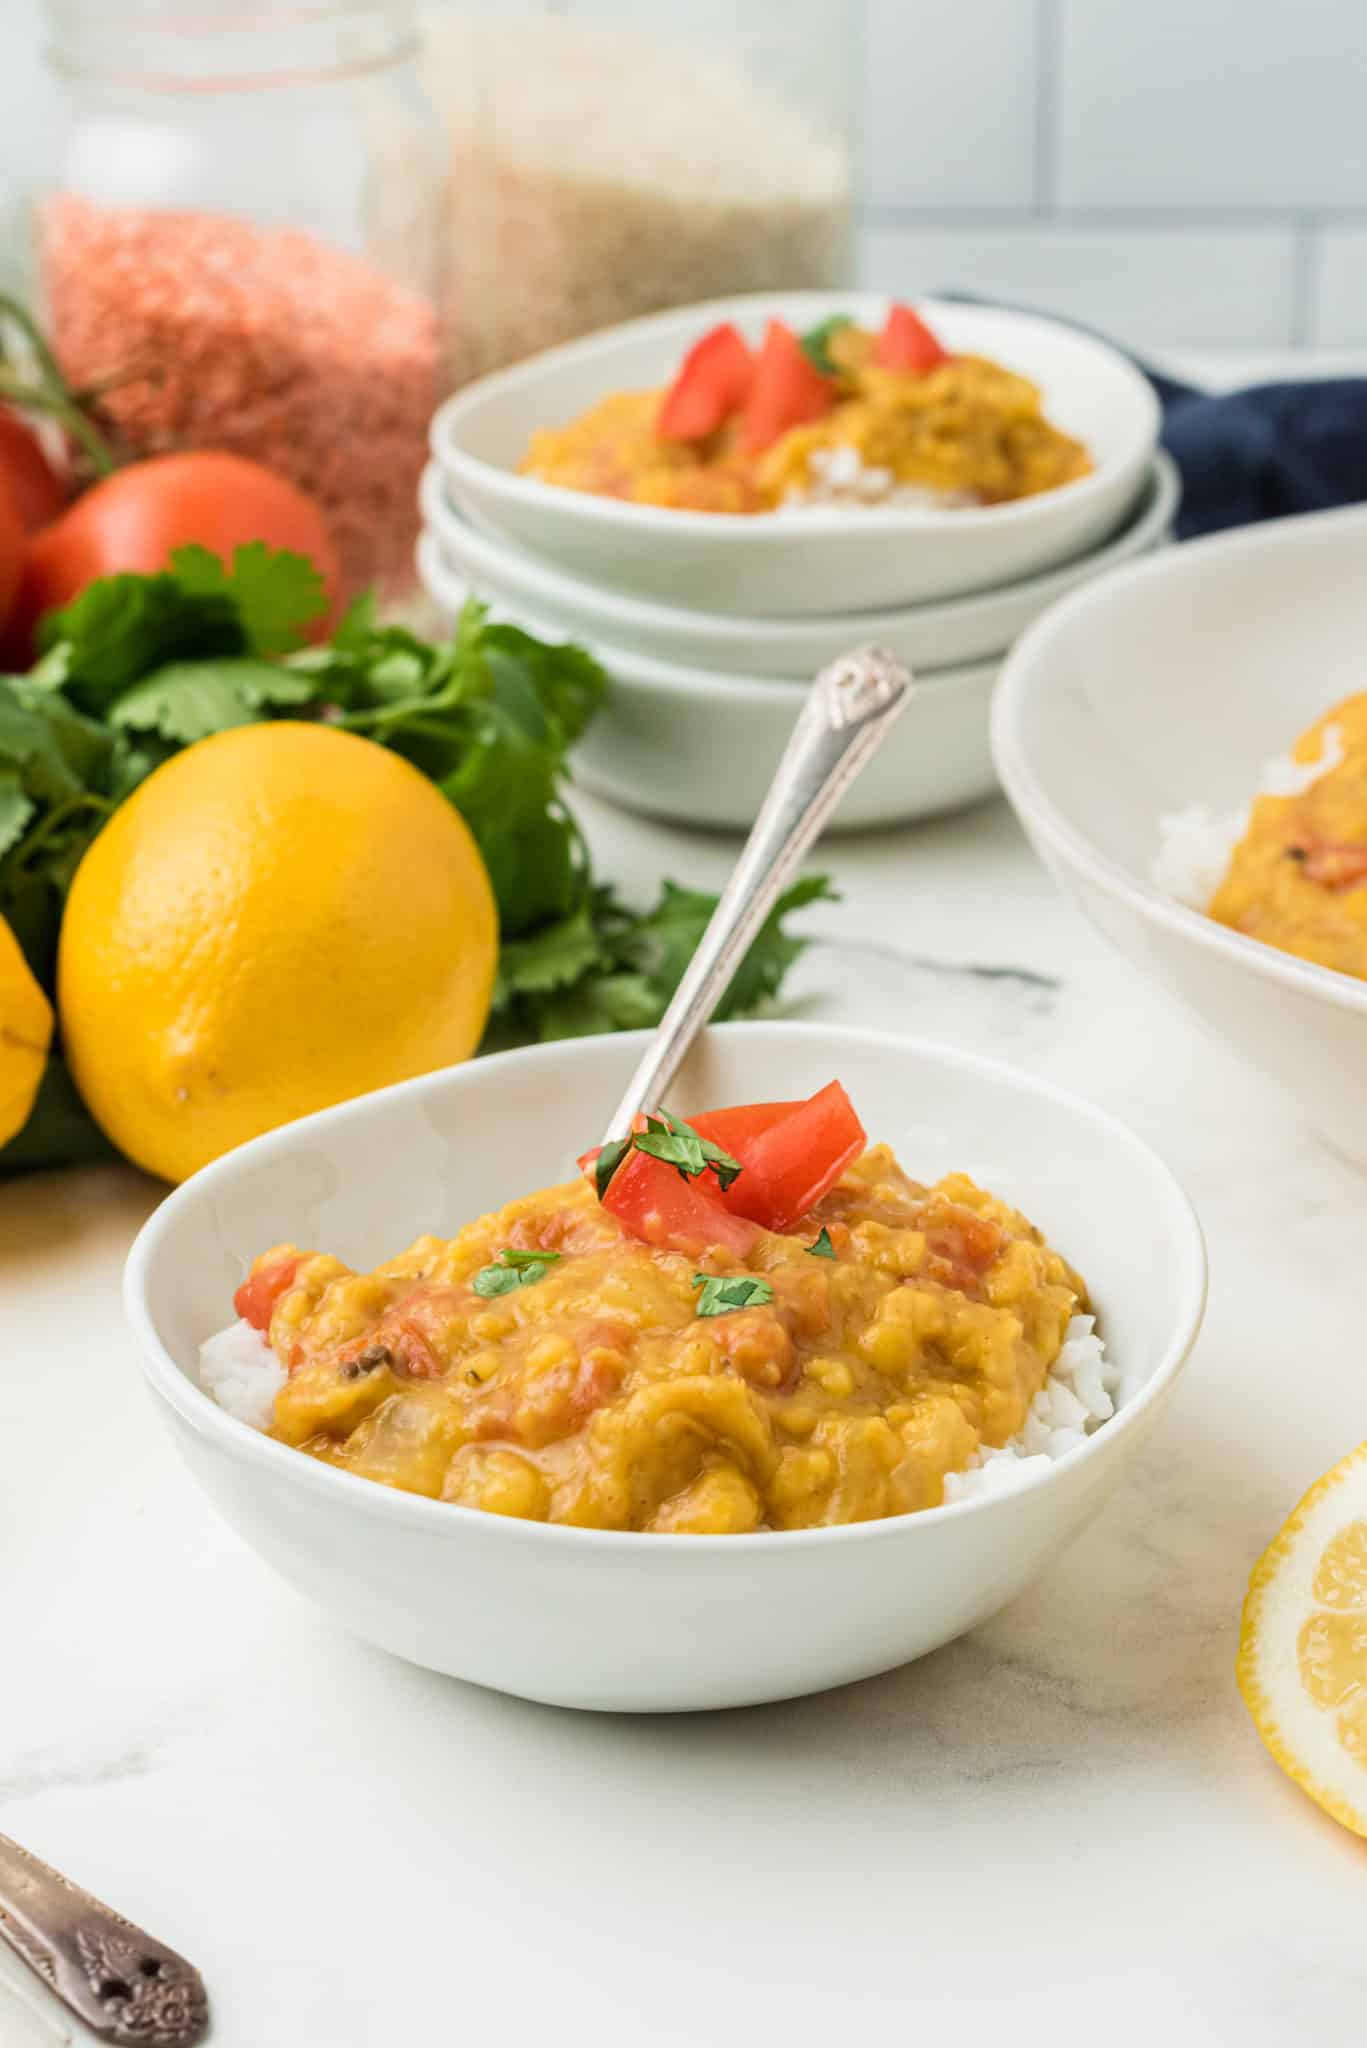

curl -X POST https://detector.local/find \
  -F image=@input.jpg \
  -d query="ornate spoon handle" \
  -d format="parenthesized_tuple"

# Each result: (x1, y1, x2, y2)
(601, 643, 914, 1142)
(0, 1832, 209, 2046)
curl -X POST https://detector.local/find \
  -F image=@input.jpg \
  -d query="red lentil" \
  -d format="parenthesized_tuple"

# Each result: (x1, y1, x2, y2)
(41, 195, 438, 600)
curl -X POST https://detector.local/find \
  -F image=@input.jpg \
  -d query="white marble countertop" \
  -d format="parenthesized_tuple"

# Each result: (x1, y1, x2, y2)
(6, 355, 1367, 2046)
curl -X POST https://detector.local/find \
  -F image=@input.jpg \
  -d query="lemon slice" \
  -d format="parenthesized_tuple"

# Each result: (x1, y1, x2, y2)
(1239, 1441, 1367, 1836)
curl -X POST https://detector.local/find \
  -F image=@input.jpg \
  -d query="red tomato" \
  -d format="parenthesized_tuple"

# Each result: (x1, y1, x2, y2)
(873, 303, 951, 375)
(741, 319, 836, 455)
(0, 409, 67, 533)
(656, 322, 755, 441)
(0, 481, 23, 636)
(686, 1101, 800, 1153)
(5, 450, 344, 665)
(601, 1148, 759, 1260)
(714, 1081, 866, 1232)
(233, 1256, 301, 1333)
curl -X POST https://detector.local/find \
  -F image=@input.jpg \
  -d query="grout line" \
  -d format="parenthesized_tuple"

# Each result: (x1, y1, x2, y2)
(1033, 0, 1059, 215)
(1289, 214, 1318, 346)
(860, 204, 1340, 233)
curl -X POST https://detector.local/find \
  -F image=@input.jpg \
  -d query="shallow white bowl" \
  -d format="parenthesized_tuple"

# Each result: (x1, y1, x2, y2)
(418, 532, 998, 830)
(421, 452, 1179, 676)
(430, 293, 1160, 616)
(125, 1023, 1206, 1713)
(993, 504, 1367, 1165)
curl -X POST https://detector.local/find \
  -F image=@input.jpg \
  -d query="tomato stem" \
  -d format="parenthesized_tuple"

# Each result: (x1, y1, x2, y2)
(0, 293, 118, 479)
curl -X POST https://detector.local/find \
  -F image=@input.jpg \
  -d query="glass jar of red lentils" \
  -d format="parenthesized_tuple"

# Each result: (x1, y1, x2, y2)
(32, 1, 444, 605)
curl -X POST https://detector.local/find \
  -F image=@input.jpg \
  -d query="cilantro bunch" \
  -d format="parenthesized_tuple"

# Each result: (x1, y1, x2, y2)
(0, 546, 831, 1173)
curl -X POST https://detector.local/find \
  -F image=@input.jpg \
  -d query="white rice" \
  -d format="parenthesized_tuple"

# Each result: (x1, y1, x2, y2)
(941, 1313, 1118, 1504)
(1153, 722, 1344, 910)
(200, 1310, 1118, 1505)
(780, 443, 980, 514)
(199, 1319, 285, 1431)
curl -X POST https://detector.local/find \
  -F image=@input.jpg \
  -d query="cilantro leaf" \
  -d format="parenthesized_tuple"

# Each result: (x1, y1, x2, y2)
(0, 772, 34, 859)
(471, 1247, 561, 1296)
(167, 543, 327, 655)
(494, 902, 604, 1004)
(594, 1136, 631, 1200)
(693, 1273, 775, 1318)
(634, 1111, 742, 1190)
(110, 659, 318, 746)
(807, 1227, 836, 1259)
(799, 315, 853, 375)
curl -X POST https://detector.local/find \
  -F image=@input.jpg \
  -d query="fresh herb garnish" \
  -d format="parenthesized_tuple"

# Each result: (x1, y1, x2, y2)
(693, 1272, 775, 1318)
(807, 1227, 836, 1259)
(1, 553, 831, 1173)
(593, 1135, 632, 1201)
(799, 315, 853, 376)
(634, 1111, 742, 1190)
(471, 1247, 562, 1297)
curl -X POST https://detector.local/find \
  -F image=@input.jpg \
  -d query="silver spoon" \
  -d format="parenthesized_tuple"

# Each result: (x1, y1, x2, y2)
(0, 1832, 209, 2042)
(601, 643, 913, 1144)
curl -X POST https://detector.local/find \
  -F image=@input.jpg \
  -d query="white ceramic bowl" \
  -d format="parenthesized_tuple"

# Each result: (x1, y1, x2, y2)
(993, 504, 1367, 1165)
(420, 451, 1179, 677)
(430, 293, 1160, 616)
(125, 1023, 1206, 1713)
(418, 532, 997, 830)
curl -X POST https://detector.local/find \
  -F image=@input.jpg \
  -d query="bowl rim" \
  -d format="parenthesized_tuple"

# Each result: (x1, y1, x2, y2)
(419, 449, 1181, 645)
(991, 506, 1367, 1023)
(416, 529, 1001, 700)
(430, 292, 1162, 546)
(124, 1020, 1208, 1557)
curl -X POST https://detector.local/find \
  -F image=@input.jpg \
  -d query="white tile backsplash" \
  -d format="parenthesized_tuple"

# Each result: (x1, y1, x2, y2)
(864, 0, 1038, 211)
(2, 0, 1367, 350)
(1308, 229, 1367, 346)
(1057, 0, 1367, 211)
(858, 223, 1299, 352)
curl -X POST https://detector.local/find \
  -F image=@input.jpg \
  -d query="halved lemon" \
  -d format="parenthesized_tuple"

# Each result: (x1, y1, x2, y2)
(1238, 1441, 1367, 1837)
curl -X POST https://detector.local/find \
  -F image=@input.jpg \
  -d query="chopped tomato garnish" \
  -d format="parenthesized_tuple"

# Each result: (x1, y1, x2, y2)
(714, 1082, 866, 1231)
(1295, 839, 1367, 890)
(741, 319, 836, 455)
(686, 1101, 800, 1152)
(656, 322, 755, 441)
(601, 1147, 759, 1259)
(234, 1256, 300, 1332)
(873, 302, 951, 375)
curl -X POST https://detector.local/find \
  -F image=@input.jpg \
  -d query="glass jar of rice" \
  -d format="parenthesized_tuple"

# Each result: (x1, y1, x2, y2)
(421, 0, 858, 384)
(31, 0, 444, 605)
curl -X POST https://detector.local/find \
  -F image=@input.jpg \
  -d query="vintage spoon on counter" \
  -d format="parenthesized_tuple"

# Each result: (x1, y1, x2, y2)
(0, 1830, 208, 2044)
(601, 642, 913, 1144)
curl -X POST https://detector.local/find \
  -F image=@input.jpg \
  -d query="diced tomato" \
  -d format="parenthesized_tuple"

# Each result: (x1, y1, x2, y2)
(686, 1101, 800, 1151)
(601, 1147, 759, 1259)
(1296, 838, 1367, 890)
(656, 323, 756, 442)
(718, 1082, 866, 1232)
(741, 319, 836, 455)
(923, 1206, 1003, 1295)
(233, 1256, 300, 1332)
(873, 302, 951, 375)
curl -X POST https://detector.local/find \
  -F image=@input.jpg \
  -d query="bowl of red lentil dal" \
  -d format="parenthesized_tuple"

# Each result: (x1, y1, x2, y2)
(125, 1022, 1205, 1712)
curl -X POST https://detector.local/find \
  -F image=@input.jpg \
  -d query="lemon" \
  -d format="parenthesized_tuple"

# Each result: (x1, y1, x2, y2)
(1238, 1440, 1367, 1837)
(58, 722, 498, 1183)
(0, 913, 54, 1147)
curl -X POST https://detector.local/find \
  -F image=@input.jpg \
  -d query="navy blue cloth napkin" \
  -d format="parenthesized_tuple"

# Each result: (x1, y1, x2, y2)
(941, 293, 1367, 541)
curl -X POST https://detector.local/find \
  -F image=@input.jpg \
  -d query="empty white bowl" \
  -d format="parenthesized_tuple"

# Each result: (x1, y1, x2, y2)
(993, 504, 1367, 1165)
(125, 1022, 1206, 1712)
(420, 451, 1179, 676)
(430, 292, 1160, 615)
(418, 532, 998, 829)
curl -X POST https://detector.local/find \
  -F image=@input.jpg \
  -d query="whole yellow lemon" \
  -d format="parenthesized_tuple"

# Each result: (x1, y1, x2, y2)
(0, 913, 54, 1147)
(59, 722, 498, 1182)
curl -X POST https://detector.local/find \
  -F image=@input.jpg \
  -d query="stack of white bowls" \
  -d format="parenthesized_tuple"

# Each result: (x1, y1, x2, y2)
(420, 294, 1175, 831)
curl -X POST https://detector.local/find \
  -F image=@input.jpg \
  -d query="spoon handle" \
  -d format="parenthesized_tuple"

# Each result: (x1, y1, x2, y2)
(601, 643, 913, 1143)
(0, 1832, 209, 2046)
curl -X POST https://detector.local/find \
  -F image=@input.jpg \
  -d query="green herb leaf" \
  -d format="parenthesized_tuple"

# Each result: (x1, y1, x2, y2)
(167, 543, 328, 655)
(471, 1247, 562, 1296)
(109, 659, 318, 746)
(0, 772, 35, 859)
(494, 902, 604, 1005)
(633, 1110, 743, 1190)
(693, 1273, 775, 1318)
(594, 1136, 631, 1201)
(807, 1227, 836, 1259)
(799, 314, 853, 375)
